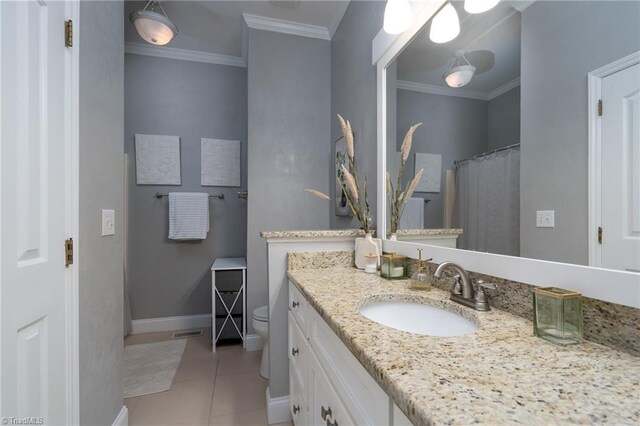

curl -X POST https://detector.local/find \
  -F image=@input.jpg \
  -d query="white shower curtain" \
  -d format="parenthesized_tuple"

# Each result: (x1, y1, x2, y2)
(453, 146, 520, 256)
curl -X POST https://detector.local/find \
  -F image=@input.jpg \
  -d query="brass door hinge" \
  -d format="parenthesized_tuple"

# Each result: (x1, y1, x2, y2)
(598, 99, 603, 116)
(65, 20, 73, 47)
(65, 238, 74, 266)
(597, 226, 603, 244)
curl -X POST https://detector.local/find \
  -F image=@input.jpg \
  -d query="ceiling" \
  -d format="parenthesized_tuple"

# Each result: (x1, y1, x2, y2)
(125, 1, 350, 57)
(396, 0, 522, 94)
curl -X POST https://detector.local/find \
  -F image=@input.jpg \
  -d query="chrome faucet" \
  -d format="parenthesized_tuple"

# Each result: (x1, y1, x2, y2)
(433, 262, 496, 311)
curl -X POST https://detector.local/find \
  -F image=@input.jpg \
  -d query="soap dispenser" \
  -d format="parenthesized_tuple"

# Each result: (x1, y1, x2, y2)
(410, 249, 433, 291)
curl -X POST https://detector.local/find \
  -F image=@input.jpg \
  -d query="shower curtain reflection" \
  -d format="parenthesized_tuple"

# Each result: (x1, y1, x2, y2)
(453, 146, 520, 256)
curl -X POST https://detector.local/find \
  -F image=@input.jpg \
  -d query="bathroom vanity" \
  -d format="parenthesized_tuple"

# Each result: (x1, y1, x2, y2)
(287, 265, 640, 425)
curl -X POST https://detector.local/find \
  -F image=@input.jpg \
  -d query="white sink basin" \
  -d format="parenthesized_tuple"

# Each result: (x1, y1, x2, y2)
(359, 301, 478, 337)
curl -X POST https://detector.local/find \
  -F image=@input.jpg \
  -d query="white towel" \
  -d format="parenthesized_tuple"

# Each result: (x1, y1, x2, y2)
(168, 192, 209, 240)
(399, 198, 424, 229)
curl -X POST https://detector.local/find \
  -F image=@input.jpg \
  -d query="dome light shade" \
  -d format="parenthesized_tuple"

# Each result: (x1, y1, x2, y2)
(130, 1, 177, 46)
(443, 51, 476, 88)
(429, 3, 460, 44)
(464, 0, 501, 14)
(383, 0, 413, 34)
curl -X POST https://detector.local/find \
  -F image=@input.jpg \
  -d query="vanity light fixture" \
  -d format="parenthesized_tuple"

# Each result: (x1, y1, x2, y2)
(429, 3, 460, 44)
(464, 0, 501, 14)
(129, 1, 178, 46)
(383, 0, 413, 34)
(443, 51, 476, 88)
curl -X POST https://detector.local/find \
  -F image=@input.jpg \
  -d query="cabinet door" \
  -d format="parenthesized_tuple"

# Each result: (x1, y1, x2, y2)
(290, 362, 309, 425)
(309, 354, 356, 426)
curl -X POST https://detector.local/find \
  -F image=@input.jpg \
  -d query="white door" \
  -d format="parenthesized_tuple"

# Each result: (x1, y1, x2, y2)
(601, 63, 640, 272)
(1, 1, 74, 423)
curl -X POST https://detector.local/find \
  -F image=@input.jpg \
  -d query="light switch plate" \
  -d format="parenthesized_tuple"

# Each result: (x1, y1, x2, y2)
(536, 210, 555, 228)
(102, 209, 115, 236)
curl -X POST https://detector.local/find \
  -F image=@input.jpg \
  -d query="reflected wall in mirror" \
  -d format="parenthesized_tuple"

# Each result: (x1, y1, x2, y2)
(384, 0, 640, 272)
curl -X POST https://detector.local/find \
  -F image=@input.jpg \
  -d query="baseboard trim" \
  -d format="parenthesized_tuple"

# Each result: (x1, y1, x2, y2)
(266, 387, 291, 424)
(131, 314, 211, 335)
(245, 333, 263, 352)
(112, 406, 128, 426)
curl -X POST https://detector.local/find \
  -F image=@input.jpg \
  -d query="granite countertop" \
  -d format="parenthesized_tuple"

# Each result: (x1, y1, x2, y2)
(394, 228, 463, 236)
(287, 267, 640, 425)
(260, 229, 366, 239)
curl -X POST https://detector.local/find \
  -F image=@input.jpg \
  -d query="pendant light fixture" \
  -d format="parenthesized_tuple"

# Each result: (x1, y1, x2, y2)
(130, 1, 178, 46)
(443, 51, 476, 88)
(464, 0, 501, 14)
(429, 3, 460, 44)
(383, 0, 413, 34)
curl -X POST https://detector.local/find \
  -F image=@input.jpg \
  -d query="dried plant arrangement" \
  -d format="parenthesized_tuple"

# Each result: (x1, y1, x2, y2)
(305, 114, 373, 234)
(388, 123, 424, 234)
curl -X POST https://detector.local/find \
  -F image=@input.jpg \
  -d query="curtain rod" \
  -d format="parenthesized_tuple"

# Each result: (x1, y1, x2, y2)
(454, 143, 520, 165)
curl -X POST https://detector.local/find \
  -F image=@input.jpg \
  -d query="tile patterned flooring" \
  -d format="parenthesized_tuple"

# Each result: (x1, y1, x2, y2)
(124, 328, 290, 426)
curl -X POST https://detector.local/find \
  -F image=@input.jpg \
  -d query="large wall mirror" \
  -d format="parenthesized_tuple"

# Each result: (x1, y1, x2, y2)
(382, 0, 640, 274)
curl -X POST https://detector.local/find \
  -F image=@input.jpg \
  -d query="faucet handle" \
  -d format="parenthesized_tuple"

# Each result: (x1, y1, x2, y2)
(476, 280, 498, 296)
(452, 274, 463, 295)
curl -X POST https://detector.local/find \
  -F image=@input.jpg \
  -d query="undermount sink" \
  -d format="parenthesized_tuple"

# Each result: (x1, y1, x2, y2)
(359, 301, 479, 337)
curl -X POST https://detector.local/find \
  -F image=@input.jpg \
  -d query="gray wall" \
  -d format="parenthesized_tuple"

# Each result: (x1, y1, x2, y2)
(331, 0, 386, 230)
(247, 27, 331, 349)
(488, 86, 520, 151)
(520, 0, 640, 264)
(78, 1, 124, 424)
(124, 54, 247, 320)
(396, 89, 489, 228)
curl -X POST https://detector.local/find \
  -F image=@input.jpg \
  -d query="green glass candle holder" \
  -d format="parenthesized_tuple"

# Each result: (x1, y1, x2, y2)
(380, 253, 408, 280)
(533, 287, 583, 346)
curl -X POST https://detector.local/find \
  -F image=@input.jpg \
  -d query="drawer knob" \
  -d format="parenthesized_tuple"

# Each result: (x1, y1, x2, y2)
(291, 347, 299, 356)
(292, 301, 299, 308)
(326, 420, 338, 426)
(292, 405, 300, 414)
(321, 405, 332, 421)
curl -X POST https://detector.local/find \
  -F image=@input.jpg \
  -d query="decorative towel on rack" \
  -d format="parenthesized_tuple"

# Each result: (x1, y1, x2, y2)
(168, 192, 209, 240)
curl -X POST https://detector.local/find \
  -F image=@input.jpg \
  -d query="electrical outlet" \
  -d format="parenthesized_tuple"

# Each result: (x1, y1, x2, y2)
(536, 210, 555, 228)
(102, 209, 115, 236)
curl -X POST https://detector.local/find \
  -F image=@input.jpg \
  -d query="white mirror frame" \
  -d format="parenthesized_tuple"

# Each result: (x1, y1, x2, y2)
(373, 0, 640, 308)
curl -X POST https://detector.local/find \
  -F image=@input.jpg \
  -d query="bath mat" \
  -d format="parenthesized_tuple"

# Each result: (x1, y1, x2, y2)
(124, 339, 186, 398)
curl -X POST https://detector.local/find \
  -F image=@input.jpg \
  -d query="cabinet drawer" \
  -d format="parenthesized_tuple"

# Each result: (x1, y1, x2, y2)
(289, 311, 308, 399)
(289, 281, 308, 331)
(310, 353, 356, 426)
(309, 308, 389, 425)
(290, 362, 308, 425)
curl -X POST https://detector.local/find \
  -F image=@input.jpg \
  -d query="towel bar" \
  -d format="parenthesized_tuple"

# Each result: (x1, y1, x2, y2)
(155, 192, 224, 199)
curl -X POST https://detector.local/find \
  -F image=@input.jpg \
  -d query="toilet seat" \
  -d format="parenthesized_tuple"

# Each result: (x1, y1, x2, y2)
(253, 305, 268, 322)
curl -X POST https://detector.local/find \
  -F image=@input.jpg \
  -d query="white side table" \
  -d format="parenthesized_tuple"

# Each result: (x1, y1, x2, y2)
(211, 257, 246, 352)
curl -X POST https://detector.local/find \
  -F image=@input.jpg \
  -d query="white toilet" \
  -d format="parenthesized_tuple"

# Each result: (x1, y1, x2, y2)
(252, 305, 269, 379)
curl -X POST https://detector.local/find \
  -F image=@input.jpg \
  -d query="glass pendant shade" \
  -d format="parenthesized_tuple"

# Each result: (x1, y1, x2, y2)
(429, 3, 460, 44)
(130, 2, 177, 46)
(444, 65, 476, 87)
(443, 52, 476, 88)
(464, 0, 501, 14)
(383, 0, 413, 34)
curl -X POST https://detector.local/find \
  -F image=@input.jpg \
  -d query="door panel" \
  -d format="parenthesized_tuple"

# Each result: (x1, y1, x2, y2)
(601, 63, 640, 272)
(1, 1, 71, 423)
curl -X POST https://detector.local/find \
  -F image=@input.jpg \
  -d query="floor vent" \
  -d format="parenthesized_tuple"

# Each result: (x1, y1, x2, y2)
(171, 329, 204, 339)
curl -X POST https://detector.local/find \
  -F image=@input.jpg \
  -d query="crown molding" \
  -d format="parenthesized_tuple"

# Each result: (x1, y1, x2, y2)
(511, 1, 537, 13)
(396, 80, 489, 101)
(487, 77, 521, 100)
(327, 1, 350, 37)
(396, 77, 521, 101)
(124, 42, 246, 68)
(242, 13, 331, 41)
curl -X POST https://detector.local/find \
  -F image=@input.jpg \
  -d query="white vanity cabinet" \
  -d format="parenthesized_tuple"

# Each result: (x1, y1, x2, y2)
(288, 281, 411, 426)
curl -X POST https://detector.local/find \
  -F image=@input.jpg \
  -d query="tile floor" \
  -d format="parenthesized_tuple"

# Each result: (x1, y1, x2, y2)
(124, 328, 291, 426)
